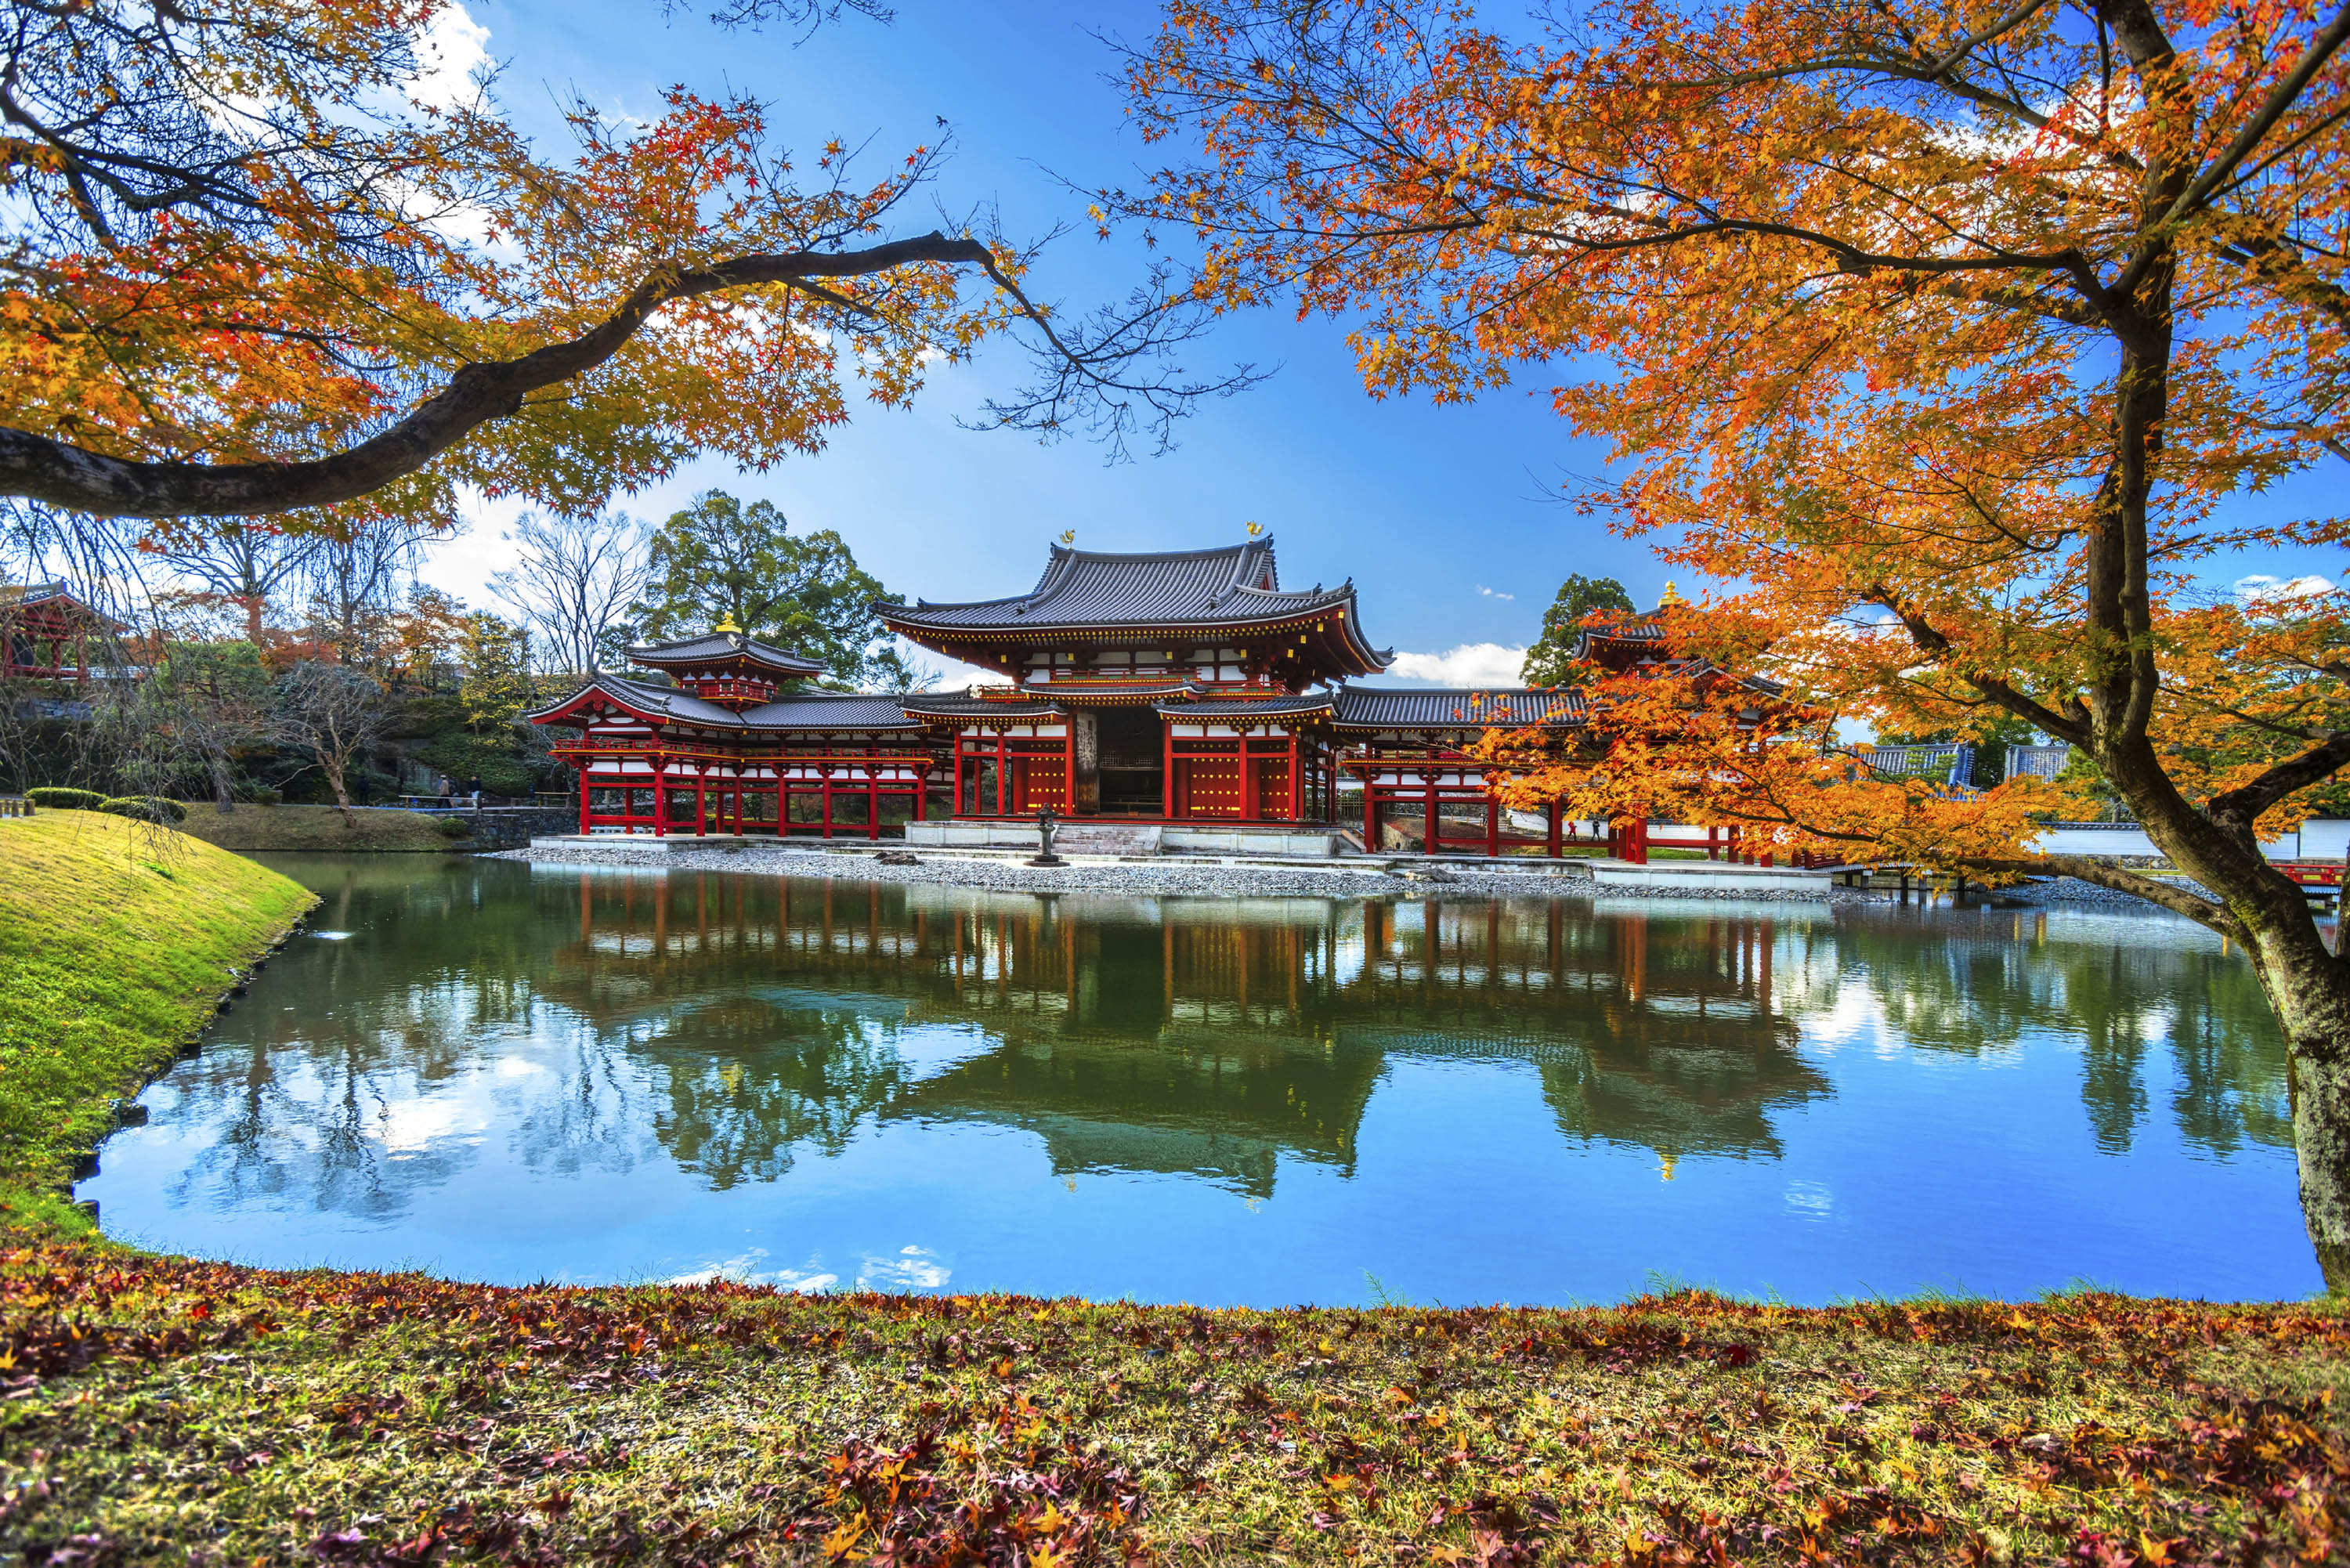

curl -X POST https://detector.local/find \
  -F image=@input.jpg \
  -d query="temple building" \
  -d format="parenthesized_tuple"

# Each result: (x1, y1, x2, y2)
(2, 582, 121, 682)
(527, 535, 1659, 853)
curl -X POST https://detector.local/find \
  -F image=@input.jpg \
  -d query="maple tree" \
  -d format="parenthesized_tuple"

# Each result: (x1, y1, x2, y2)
(0, 0, 1220, 538)
(1122, 0, 2350, 1284)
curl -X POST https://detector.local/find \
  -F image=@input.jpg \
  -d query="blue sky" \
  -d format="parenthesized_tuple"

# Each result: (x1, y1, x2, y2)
(411, 0, 1640, 685)
(415, 0, 2339, 686)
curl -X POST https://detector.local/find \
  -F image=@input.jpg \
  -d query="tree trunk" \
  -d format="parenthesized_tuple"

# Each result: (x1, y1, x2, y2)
(2126, 771, 2350, 1294)
(212, 760, 235, 815)
(326, 761, 356, 827)
(2243, 920, 2350, 1294)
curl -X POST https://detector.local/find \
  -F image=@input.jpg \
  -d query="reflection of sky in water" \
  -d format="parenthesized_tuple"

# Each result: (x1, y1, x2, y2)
(82, 856, 2319, 1306)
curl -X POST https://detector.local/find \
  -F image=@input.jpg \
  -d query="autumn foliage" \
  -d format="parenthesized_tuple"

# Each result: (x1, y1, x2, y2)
(1119, 0, 2350, 1281)
(4, 1233, 2349, 1564)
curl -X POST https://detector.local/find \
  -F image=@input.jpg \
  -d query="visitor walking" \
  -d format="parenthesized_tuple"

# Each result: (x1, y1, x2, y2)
(435, 774, 454, 807)
(465, 774, 483, 809)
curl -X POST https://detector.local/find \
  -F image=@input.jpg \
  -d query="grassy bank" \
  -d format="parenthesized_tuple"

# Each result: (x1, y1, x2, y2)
(3, 814, 2348, 1564)
(168, 801, 464, 853)
(2, 1252, 2345, 1565)
(0, 814, 316, 1231)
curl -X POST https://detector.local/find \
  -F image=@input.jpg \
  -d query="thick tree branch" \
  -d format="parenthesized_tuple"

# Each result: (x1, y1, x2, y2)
(1864, 586, 2088, 742)
(1960, 854, 2245, 937)
(2207, 731, 2350, 833)
(0, 232, 1005, 518)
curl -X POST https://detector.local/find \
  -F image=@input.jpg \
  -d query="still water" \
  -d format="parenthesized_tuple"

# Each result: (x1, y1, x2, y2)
(85, 855, 2319, 1305)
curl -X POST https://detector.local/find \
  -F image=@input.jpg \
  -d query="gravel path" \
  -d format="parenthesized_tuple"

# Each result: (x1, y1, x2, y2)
(501, 844, 2232, 914)
(494, 841, 1904, 902)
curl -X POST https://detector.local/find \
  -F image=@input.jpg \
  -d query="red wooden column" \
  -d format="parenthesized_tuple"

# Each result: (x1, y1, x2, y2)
(1423, 772, 1439, 856)
(1362, 764, 1377, 847)
(1238, 730, 1257, 822)
(1546, 800, 1562, 858)
(1485, 798, 1499, 859)
(951, 732, 965, 818)
(1064, 724, 1075, 815)
(914, 764, 927, 822)
(1287, 732, 1302, 822)
(821, 768, 834, 839)
(1162, 721, 1176, 818)
(577, 764, 591, 834)
(868, 769, 880, 840)
(994, 730, 1008, 815)
(652, 768, 667, 837)
(694, 771, 707, 836)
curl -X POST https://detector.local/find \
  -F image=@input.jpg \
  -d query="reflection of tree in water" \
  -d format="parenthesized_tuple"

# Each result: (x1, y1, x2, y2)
(157, 860, 2294, 1224)
(1339, 901, 1824, 1169)
(634, 999, 910, 1190)
(1770, 905, 2290, 1155)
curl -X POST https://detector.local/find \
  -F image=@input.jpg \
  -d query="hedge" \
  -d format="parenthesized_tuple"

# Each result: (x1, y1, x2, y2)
(96, 795, 188, 825)
(24, 787, 105, 811)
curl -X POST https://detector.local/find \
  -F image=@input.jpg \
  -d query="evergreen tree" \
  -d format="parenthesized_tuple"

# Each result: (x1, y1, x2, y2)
(1520, 576, 1634, 688)
(633, 492, 911, 689)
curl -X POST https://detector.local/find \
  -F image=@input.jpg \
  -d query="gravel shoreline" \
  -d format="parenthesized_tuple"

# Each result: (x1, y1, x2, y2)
(497, 840, 1924, 903)
(497, 842, 2232, 914)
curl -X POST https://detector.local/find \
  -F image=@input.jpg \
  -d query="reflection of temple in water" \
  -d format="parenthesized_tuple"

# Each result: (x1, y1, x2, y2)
(536, 869, 1825, 1194)
(143, 859, 2294, 1227)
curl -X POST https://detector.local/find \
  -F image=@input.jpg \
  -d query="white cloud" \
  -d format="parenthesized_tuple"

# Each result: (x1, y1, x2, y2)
(665, 1247, 839, 1293)
(858, 1244, 951, 1292)
(410, 3, 492, 113)
(2235, 573, 2337, 603)
(1384, 642, 1530, 688)
(1476, 585, 1514, 601)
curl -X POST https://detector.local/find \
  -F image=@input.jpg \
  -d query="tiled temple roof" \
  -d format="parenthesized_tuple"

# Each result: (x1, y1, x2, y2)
(896, 691, 1068, 720)
(624, 630, 823, 677)
(1157, 693, 1339, 719)
(884, 540, 1358, 630)
(1329, 686, 1586, 729)
(527, 676, 921, 732)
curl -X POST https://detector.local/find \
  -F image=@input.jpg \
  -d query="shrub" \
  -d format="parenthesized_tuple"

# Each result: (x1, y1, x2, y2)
(245, 786, 282, 807)
(97, 796, 188, 825)
(434, 815, 474, 839)
(25, 787, 106, 811)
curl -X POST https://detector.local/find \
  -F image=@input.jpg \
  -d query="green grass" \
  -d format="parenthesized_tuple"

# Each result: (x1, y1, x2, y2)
(0, 813, 314, 1221)
(168, 801, 465, 852)
(3, 812, 2349, 1564)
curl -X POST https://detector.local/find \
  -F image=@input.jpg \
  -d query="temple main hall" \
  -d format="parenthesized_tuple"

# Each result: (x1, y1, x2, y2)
(529, 537, 1603, 854)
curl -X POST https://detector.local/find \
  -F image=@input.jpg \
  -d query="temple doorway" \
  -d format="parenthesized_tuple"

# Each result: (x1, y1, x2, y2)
(1094, 705, 1166, 815)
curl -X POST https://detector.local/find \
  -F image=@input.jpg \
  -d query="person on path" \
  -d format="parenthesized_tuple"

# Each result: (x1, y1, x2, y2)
(465, 774, 483, 809)
(436, 774, 454, 806)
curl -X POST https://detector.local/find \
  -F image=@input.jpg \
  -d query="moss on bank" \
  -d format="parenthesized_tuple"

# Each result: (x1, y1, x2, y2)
(168, 801, 464, 853)
(2, 815, 2347, 1564)
(0, 814, 314, 1228)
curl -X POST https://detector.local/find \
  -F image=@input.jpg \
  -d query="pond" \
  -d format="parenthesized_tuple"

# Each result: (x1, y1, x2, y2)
(84, 854, 2320, 1306)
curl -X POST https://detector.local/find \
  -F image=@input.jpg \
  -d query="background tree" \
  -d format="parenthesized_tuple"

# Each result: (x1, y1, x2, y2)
(1123, 0, 2350, 1285)
(147, 522, 318, 644)
(1521, 575, 1635, 688)
(489, 511, 652, 679)
(266, 664, 387, 826)
(634, 491, 913, 688)
(302, 518, 417, 667)
(384, 587, 471, 690)
(151, 639, 272, 815)
(457, 615, 533, 739)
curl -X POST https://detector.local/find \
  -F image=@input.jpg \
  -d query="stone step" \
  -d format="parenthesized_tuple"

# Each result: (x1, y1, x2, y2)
(1050, 823, 1164, 857)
